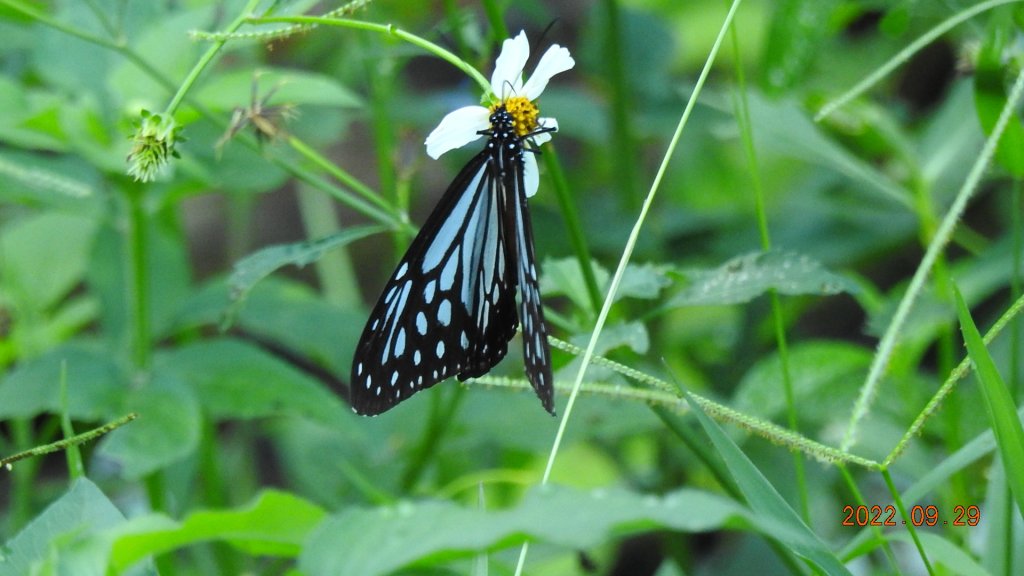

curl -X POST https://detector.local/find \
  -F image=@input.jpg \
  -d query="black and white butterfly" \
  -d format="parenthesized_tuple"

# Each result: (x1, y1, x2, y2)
(350, 106, 554, 416)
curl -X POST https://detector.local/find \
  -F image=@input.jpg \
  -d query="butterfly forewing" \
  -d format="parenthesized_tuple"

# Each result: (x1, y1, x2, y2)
(352, 149, 518, 415)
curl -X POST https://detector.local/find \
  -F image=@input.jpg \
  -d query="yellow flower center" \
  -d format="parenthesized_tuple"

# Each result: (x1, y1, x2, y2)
(493, 96, 539, 137)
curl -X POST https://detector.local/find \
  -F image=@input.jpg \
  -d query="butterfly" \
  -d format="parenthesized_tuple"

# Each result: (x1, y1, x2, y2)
(350, 105, 556, 416)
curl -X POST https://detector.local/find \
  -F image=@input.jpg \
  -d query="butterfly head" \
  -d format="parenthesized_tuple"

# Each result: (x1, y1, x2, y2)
(490, 96, 539, 138)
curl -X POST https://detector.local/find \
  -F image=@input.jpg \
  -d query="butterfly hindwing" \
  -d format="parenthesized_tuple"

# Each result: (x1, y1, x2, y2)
(508, 147, 555, 414)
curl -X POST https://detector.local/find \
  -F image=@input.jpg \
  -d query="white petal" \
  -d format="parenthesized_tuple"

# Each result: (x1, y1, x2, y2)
(522, 44, 574, 99)
(491, 31, 529, 100)
(531, 117, 558, 145)
(523, 151, 539, 198)
(424, 105, 490, 159)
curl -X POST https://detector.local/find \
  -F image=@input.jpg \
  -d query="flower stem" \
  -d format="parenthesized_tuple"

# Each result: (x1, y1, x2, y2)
(248, 16, 492, 95)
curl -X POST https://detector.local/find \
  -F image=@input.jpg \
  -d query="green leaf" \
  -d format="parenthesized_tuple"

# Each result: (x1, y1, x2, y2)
(888, 532, 990, 576)
(110, 491, 325, 571)
(0, 212, 96, 311)
(541, 258, 671, 313)
(679, 388, 853, 575)
(761, 0, 837, 93)
(155, 338, 349, 424)
(300, 485, 749, 576)
(0, 342, 124, 420)
(1, 478, 146, 575)
(196, 68, 363, 110)
(97, 372, 201, 479)
(668, 250, 856, 307)
(973, 7, 1024, 176)
(735, 341, 870, 423)
(228, 226, 386, 307)
(954, 286, 1024, 519)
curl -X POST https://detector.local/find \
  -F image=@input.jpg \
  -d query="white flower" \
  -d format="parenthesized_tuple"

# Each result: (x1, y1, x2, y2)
(424, 30, 574, 197)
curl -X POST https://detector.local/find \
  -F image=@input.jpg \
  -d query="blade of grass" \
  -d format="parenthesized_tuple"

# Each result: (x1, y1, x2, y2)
(954, 285, 1024, 519)
(680, 383, 853, 575)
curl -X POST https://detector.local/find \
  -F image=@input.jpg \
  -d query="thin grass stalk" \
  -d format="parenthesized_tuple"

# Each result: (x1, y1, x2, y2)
(881, 468, 936, 575)
(727, 9, 807, 522)
(514, 3, 744, 573)
(815, 0, 1024, 121)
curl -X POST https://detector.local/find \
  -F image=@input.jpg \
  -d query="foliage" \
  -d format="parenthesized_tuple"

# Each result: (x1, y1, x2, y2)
(2, 0, 1024, 574)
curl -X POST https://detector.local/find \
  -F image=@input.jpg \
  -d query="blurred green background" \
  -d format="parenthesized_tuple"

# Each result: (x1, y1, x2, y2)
(1, 0, 1023, 574)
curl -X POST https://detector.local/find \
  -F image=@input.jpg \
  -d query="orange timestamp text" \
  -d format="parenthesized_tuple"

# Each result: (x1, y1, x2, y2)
(842, 504, 980, 527)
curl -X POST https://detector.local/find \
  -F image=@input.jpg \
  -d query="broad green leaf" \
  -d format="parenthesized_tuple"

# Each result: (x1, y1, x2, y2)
(541, 258, 671, 313)
(735, 341, 870, 423)
(762, 0, 836, 93)
(668, 250, 855, 307)
(0, 342, 123, 420)
(1, 478, 146, 575)
(97, 372, 201, 479)
(300, 485, 749, 576)
(955, 286, 1024, 519)
(174, 277, 365, 375)
(110, 491, 325, 571)
(155, 338, 349, 424)
(196, 68, 363, 111)
(228, 226, 386, 306)
(0, 212, 96, 311)
(680, 387, 853, 575)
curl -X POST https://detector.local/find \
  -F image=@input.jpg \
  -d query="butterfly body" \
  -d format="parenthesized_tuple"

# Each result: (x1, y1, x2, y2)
(351, 107, 554, 416)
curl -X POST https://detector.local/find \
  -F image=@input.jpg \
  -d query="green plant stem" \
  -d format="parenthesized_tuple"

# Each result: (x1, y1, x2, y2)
(400, 386, 466, 492)
(727, 10, 807, 523)
(815, 0, 1024, 121)
(837, 465, 899, 571)
(881, 468, 935, 576)
(480, 0, 509, 40)
(58, 361, 84, 480)
(544, 147, 602, 314)
(296, 186, 361, 307)
(1009, 178, 1022, 576)
(1, 413, 138, 469)
(248, 16, 491, 95)
(126, 186, 150, 370)
(285, 136, 408, 230)
(886, 291, 1024, 466)
(515, 6, 743, 572)
(844, 63, 1024, 453)
(164, 0, 262, 116)
(601, 0, 639, 208)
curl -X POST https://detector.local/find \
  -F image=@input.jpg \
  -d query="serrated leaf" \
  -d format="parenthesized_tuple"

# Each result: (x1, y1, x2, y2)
(110, 491, 325, 571)
(229, 226, 385, 304)
(954, 286, 1024, 519)
(300, 485, 748, 576)
(668, 250, 855, 307)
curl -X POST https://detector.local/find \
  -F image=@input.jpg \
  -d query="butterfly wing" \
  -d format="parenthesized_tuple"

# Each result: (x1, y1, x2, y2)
(351, 148, 519, 415)
(507, 148, 556, 415)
